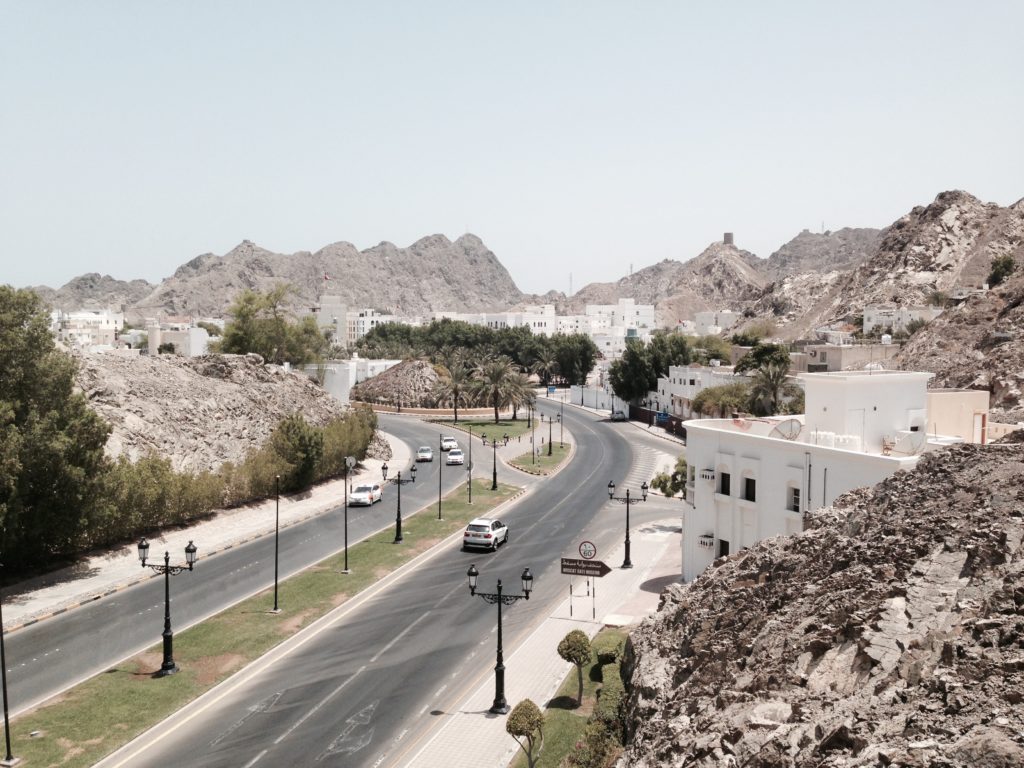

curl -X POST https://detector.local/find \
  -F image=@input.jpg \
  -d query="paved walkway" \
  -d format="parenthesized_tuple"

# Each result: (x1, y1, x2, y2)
(405, 517, 682, 768)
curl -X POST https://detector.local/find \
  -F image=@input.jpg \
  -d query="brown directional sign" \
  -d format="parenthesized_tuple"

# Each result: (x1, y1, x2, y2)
(561, 557, 612, 577)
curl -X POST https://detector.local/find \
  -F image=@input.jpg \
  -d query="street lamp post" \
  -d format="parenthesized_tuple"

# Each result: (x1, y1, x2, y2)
(558, 411, 563, 448)
(482, 433, 498, 491)
(438, 433, 444, 520)
(0, 565, 16, 766)
(560, 394, 565, 446)
(467, 424, 473, 504)
(138, 538, 198, 676)
(546, 414, 554, 456)
(342, 456, 355, 573)
(382, 463, 416, 543)
(607, 481, 649, 569)
(273, 475, 281, 612)
(466, 564, 533, 714)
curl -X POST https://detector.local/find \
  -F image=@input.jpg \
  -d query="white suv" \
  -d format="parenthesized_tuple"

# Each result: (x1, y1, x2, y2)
(441, 436, 459, 452)
(348, 483, 382, 506)
(463, 517, 509, 551)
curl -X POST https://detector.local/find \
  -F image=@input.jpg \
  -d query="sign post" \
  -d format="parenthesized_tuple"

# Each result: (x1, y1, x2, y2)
(562, 556, 610, 620)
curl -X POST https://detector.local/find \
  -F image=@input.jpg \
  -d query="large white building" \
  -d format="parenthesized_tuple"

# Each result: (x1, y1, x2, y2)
(657, 363, 751, 418)
(681, 371, 963, 581)
(862, 303, 943, 335)
(51, 308, 124, 351)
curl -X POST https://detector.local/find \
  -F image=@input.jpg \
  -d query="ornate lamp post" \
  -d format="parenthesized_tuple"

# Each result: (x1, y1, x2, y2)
(342, 456, 355, 573)
(560, 394, 565, 446)
(607, 480, 648, 569)
(273, 475, 281, 612)
(138, 538, 198, 676)
(382, 463, 416, 543)
(466, 564, 533, 714)
(467, 424, 473, 504)
(482, 433, 498, 491)
(438, 433, 444, 520)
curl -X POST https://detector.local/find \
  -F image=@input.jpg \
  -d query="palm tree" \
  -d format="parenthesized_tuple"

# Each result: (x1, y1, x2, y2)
(530, 351, 560, 388)
(433, 358, 475, 423)
(505, 370, 536, 420)
(748, 360, 791, 416)
(473, 355, 517, 424)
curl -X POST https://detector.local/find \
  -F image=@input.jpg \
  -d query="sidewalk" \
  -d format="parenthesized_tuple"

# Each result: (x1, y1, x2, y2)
(543, 389, 687, 449)
(2, 435, 412, 631)
(405, 518, 682, 768)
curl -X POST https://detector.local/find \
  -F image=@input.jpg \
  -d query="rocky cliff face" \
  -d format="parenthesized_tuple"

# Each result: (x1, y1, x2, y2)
(349, 359, 441, 408)
(619, 439, 1024, 767)
(761, 228, 881, 281)
(32, 273, 155, 312)
(75, 352, 348, 472)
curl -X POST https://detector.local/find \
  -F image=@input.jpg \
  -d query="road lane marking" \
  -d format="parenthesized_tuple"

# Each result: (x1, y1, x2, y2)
(241, 749, 267, 768)
(274, 665, 367, 745)
(370, 611, 430, 663)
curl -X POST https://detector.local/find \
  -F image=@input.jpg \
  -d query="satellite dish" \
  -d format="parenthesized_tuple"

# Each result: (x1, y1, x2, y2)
(768, 418, 802, 441)
(893, 431, 927, 455)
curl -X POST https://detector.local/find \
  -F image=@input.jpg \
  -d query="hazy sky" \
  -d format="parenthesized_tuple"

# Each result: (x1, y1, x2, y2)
(2, 2, 1022, 295)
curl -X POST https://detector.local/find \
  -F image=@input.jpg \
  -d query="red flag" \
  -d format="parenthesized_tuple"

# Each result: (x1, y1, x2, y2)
(324, 272, 330, 281)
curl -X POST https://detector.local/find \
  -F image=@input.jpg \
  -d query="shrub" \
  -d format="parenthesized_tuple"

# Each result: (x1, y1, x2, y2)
(506, 699, 544, 768)
(989, 254, 1016, 287)
(558, 629, 593, 707)
(594, 663, 625, 737)
(592, 634, 626, 665)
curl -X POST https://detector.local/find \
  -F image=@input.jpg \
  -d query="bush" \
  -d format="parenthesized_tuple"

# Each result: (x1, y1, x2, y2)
(989, 254, 1016, 287)
(592, 634, 626, 665)
(594, 663, 625, 736)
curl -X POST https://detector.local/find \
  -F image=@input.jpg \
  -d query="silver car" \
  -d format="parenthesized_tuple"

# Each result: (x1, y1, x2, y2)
(348, 483, 382, 506)
(441, 436, 459, 451)
(446, 448, 465, 465)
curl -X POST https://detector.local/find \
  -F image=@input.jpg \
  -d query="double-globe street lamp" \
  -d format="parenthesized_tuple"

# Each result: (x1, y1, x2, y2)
(138, 538, 198, 676)
(541, 413, 560, 456)
(0, 564, 15, 765)
(342, 455, 355, 573)
(466, 564, 533, 714)
(607, 481, 648, 569)
(381, 463, 416, 543)
(481, 433, 506, 491)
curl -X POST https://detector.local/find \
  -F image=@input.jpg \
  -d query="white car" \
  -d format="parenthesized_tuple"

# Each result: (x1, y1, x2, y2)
(463, 517, 509, 551)
(416, 446, 434, 462)
(440, 436, 459, 452)
(446, 448, 465, 465)
(348, 483, 383, 506)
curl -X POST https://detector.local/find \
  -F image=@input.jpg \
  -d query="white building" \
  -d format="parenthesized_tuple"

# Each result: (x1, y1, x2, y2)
(147, 318, 210, 357)
(301, 356, 402, 404)
(863, 304, 943, 335)
(657, 363, 750, 418)
(51, 308, 124, 351)
(693, 309, 742, 337)
(585, 298, 655, 334)
(681, 370, 962, 581)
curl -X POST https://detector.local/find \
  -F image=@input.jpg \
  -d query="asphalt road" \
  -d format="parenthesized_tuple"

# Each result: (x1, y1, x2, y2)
(97, 402, 664, 768)
(6, 416, 470, 715)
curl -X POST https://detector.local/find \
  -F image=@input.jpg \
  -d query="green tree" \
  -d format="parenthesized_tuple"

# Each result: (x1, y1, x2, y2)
(506, 699, 544, 768)
(157, 341, 176, 355)
(0, 287, 112, 569)
(734, 342, 791, 375)
(505, 370, 536, 420)
(197, 321, 222, 337)
(648, 331, 692, 378)
(693, 334, 732, 364)
(558, 629, 593, 707)
(433, 356, 476, 422)
(272, 414, 324, 491)
(472, 355, 517, 423)
(608, 338, 654, 402)
(530, 349, 560, 387)
(218, 284, 327, 365)
(691, 381, 752, 417)
(551, 333, 598, 387)
(651, 455, 687, 498)
(748, 360, 793, 416)
(989, 254, 1016, 287)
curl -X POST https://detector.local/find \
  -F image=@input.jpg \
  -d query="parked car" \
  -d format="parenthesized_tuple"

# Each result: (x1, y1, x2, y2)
(416, 446, 434, 462)
(348, 483, 383, 506)
(610, 410, 627, 421)
(462, 517, 509, 551)
(446, 448, 465, 465)
(440, 436, 459, 452)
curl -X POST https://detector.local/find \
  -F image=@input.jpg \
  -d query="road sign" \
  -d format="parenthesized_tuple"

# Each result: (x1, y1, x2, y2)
(561, 558, 611, 577)
(578, 541, 597, 560)
(547, 386, 556, 394)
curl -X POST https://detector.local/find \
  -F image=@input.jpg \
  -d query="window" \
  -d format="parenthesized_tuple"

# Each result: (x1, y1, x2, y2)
(718, 472, 731, 496)
(788, 487, 801, 512)
(743, 477, 756, 502)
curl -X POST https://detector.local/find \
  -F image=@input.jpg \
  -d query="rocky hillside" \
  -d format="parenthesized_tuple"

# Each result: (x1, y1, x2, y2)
(32, 273, 155, 312)
(896, 268, 1024, 419)
(75, 352, 348, 472)
(756, 192, 1024, 339)
(620, 439, 1024, 767)
(349, 359, 440, 408)
(761, 228, 881, 281)
(34, 234, 524, 321)
(565, 242, 768, 326)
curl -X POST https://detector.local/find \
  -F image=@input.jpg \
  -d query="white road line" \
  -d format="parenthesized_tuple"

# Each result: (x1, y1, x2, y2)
(274, 664, 367, 745)
(369, 611, 430, 664)
(241, 749, 267, 768)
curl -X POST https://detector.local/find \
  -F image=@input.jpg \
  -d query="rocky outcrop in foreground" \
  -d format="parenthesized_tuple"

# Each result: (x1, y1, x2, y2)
(76, 352, 348, 472)
(349, 358, 440, 408)
(620, 438, 1024, 767)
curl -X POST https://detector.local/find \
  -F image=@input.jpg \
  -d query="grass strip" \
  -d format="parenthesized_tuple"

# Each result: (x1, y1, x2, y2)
(433, 417, 534, 440)
(10, 479, 520, 768)
(510, 626, 630, 768)
(509, 443, 570, 475)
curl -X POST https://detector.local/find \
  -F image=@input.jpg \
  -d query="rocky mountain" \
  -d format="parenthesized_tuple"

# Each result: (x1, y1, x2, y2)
(753, 191, 1024, 339)
(349, 359, 441, 408)
(33, 234, 524, 322)
(762, 228, 881, 281)
(75, 352, 349, 472)
(620, 437, 1024, 767)
(896, 268, 1024, 418)
(565, 242, 768, 326)
(32, 273, 155, 313)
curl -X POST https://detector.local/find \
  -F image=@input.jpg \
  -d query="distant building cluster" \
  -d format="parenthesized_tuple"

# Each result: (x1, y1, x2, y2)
(50, 308, 216, 358)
